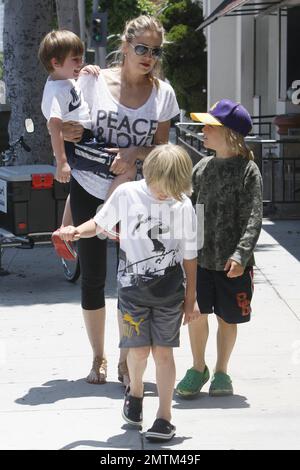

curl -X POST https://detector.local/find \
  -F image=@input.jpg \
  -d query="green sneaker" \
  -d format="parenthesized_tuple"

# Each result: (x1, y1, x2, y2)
(209, 372, 233, 397)
(176, 366, 210, 398)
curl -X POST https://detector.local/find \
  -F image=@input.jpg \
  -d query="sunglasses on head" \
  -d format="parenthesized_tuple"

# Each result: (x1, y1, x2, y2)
(128, 42, 163, 59)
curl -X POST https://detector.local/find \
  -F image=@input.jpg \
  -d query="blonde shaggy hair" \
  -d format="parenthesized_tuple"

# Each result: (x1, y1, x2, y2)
(223, 127, 254, 160)
(143, 144, 193, 201)
(117, 15, 165, 86)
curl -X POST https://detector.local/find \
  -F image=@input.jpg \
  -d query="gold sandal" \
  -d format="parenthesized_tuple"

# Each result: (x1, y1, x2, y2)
(86, 356, 107, 384)
(118, 360, 130, 387)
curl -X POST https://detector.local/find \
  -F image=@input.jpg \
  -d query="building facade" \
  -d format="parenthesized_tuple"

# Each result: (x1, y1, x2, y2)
(201, 0, 300, 122)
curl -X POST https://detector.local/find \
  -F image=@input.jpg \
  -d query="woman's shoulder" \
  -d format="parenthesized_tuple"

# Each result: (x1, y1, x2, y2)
(156, 78, 175, 94)
(79, 68, 119, 86)
(101, 67, 121, 83)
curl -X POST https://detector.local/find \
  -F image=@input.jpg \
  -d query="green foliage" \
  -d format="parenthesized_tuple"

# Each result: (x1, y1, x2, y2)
(85, 0, 93, 28)
(0, 52, 3, 81)
(107, 0, 155, 34)
(160, 0, 202, 30)
(86, 0, 156, 34)
(86, 0, 156, 57)
(160, 0, 207, 114)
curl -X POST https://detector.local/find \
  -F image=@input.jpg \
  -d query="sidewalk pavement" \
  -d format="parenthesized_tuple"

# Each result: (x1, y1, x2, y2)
(0, 220, 300, 450)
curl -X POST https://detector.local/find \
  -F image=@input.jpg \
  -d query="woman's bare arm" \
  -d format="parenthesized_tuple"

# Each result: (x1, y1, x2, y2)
(109, 120, 172, 174)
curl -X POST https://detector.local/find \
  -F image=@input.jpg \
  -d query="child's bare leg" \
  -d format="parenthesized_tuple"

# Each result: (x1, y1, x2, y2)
(127, 346, 150, 397)
(113, 166, 137, 383)
(152, 346, 175, 422)
(117, 309, 130, 386)
(215, 315, 237, 373)
(188, 313, 209, 372)
(107, 166, 137, 199)
(61, 194, 73, 227)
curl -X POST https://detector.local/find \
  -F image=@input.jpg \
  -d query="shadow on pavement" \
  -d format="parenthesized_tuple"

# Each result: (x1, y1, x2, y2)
(1, 242, 118, 306)
(143, 435, 192, 449)
(261, 220, 300, 261)
(15, 379, 125, 406)
(60, 429, 142, 450)
(173, 392, 249, 409)
(15, 380, 159, 407)
(60, 427, 191, 450)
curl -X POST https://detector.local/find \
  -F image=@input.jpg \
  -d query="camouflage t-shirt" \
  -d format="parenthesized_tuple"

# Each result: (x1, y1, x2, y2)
(192, 155, 263, 270)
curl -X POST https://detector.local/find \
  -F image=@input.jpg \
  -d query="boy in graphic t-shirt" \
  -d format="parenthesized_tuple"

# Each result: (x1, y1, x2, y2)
(58, 144, 201, 443)
(38, 30, 136, 243)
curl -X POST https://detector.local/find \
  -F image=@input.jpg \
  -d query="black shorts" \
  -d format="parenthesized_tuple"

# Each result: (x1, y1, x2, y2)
(64, 129, 94, 169)
(196, 265, 254, 324)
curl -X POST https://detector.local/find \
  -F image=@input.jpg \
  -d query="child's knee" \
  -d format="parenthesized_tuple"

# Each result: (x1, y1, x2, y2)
(130, 346, 150, 361)
(216, 315, 236, 329)
(152, 346, 173, 365)
(190, 312, 208, 328)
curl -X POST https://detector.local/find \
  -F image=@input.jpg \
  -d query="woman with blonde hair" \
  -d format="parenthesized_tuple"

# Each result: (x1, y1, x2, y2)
(62, 15, 180, 385)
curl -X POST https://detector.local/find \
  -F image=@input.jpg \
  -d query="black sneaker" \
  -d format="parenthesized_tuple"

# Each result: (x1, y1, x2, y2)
(122, 388, 143, 426)
(145, 418, 176, 442)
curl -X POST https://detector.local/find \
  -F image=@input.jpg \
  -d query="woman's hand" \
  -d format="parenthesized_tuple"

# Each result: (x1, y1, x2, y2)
(80, 65, 101, 76)
(107, 147, 138, 175)
(224, 259, 245, 278)
(62, 121, 84, 143)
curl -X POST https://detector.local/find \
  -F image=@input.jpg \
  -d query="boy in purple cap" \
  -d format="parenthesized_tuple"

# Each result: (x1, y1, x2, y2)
(176, 99, 263, 398)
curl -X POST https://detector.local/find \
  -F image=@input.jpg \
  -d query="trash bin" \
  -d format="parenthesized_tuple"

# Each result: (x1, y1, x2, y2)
(0, 165, 68, 234)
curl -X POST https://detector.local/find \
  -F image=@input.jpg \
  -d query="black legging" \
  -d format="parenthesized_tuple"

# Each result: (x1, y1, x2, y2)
(70, 176, 107, 310)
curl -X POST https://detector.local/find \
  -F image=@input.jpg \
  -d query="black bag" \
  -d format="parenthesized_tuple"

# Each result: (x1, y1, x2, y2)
(72, 139, 116, 180)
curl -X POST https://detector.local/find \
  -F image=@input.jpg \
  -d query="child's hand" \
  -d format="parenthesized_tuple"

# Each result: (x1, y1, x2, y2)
(183, 299, 201, 325)
(56, 162, 71, 184)
(62, 121, 84, 143)
(59, 226, 81, 241)
(224, 259, 244, 278)
(80, 65, 101, 76)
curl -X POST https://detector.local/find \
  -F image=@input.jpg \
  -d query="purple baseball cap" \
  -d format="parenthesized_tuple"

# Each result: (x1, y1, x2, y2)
(190, 99, 252, 137)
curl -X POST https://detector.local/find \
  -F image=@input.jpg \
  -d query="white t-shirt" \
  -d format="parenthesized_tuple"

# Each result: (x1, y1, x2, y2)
(41, 77, 91, 129)
(72, 73, 180, 200)
(94, 179, 197, 302)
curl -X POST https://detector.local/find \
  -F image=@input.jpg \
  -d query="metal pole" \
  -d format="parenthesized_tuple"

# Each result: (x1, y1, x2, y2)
(92, 0, 107, 68)
(78, 0, 86, 42)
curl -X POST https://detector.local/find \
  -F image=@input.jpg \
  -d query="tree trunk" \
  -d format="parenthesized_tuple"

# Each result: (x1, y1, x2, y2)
(56, 0, 80, 36)
(3, 0, 53, 164)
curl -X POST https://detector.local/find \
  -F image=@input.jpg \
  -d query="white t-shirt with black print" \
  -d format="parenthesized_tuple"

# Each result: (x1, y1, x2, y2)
(72, 73, 180, 201)
(41, 78, 92, 130)
(94, 179, 197, 304)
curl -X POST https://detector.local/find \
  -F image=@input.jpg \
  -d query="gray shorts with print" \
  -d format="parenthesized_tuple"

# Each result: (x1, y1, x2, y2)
(119, 298, 184, 348)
